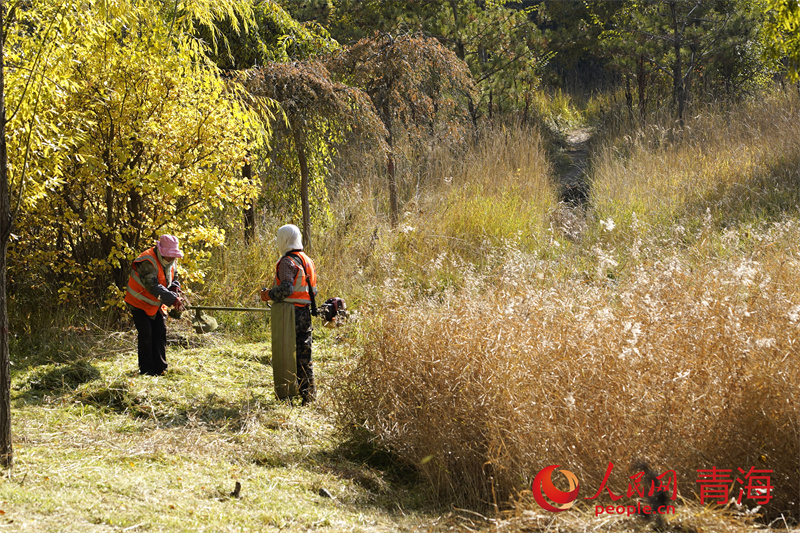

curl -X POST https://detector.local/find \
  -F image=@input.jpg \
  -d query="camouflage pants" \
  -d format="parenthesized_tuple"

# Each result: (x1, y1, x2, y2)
(294, 305, 315, 401)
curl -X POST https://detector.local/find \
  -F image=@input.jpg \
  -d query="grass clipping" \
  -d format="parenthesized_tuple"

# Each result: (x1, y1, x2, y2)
(333, 224, 800, 518)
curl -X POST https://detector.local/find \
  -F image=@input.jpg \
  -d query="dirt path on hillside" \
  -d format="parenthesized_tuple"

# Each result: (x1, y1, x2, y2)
(547, 127, 593, 242)
(556, 127, 593, 205)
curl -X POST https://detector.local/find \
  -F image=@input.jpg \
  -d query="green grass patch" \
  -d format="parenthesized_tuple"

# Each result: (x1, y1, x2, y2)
(1, 321, 439, 532)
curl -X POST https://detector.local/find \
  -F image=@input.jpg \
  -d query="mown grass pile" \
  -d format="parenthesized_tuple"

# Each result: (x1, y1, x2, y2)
(328, 89, 800, 521)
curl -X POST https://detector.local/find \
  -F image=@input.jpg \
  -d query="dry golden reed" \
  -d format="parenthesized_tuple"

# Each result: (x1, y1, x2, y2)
(331, 90, 800, 520)
(335, 227, 800, 515)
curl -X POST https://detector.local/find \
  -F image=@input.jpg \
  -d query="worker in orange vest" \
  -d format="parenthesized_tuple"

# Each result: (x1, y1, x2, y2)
(261, 224, 318, 405)
(125, 235, 186, 376)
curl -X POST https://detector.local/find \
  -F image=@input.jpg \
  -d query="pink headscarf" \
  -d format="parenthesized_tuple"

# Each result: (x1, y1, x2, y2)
(157, 235, 184, 258)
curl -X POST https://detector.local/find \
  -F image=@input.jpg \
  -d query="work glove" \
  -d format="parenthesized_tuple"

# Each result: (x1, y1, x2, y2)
(168, 281, 181, 293)
(260, 288, 270, 302)
(173, 296, 186, 312)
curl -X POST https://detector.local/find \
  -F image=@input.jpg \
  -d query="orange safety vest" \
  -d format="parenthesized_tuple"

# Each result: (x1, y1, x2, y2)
(276, 251, 317, 307)
(125, 247, 176, 316)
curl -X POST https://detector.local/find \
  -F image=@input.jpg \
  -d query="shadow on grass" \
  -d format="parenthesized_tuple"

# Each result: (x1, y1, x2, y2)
(248, 431, 439, 514)
(325, 433, 423, 489)
(72, 384, 266, 431)
(16, 360, 103, 396)
(242, 429, 440, 515)
(683, 158, 800, 228)
(14, 362, 273, 435)
(307, 426, 432, 510)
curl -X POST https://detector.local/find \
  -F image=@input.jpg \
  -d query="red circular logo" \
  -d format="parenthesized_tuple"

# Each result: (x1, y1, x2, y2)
(532, 465, 580, 512)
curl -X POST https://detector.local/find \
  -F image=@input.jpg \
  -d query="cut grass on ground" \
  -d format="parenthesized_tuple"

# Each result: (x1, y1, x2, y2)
(0, 323, 431, 532)
(0, 313, 792, 532)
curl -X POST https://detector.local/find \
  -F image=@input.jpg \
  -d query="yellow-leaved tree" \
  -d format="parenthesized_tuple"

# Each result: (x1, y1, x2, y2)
(0, 0, 269, 466)
(763, 0, 800, 80)
(6, 0, 266, 311)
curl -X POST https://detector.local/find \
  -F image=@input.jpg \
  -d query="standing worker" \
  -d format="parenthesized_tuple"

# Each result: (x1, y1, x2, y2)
(261, 224, 318, 405)
(125, 235, 186, 376)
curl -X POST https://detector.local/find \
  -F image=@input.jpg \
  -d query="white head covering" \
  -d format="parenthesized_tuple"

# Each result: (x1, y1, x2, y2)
(277, 224, 303, 255)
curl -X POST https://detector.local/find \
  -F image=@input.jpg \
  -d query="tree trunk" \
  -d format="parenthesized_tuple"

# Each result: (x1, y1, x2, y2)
(292, 129, 312, 249)
(103, 183, 113, 256)
(383, 106, 398, 227)
(669, 1, 686, 128)
(457, 39, 478, 126)
(523, 91, 530, 123)
(637, 54, 647, 126)
(0, 0, 13, 469)
(448, 1, 478, 127)
(625, 75, 634, 123)
(242, 162, 255, 244)
(0, 238, 9, 470)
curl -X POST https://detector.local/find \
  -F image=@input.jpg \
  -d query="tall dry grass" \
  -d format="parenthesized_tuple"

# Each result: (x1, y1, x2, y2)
(333, 223, 800, 515)
(426, 121, 555, 250)
(314, 120, 557, 306)
(331, 88, 800, 519)
(591, 90, 800, 234)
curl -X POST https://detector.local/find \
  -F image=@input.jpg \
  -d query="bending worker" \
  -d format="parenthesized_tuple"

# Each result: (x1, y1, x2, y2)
(125, 235, 186, 376)
(261, 224, 318, 405)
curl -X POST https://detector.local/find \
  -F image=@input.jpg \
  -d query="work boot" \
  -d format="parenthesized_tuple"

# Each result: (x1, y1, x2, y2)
(297, 359, 315, 405)
(301, 378, 316, 406)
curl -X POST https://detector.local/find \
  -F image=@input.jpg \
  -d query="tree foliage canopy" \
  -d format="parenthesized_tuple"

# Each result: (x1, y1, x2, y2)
(763, 0, 800, 80)
(200, 0, 338, 68)
(238, 60, 386, 245)
(327, 32, 476, 224)
(588, 0, 771, 123)
(240, 61, 385, 148)
(6, 0, 265, 306)
(288, 1, 546, 120)
(327, 33, 476, 142)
